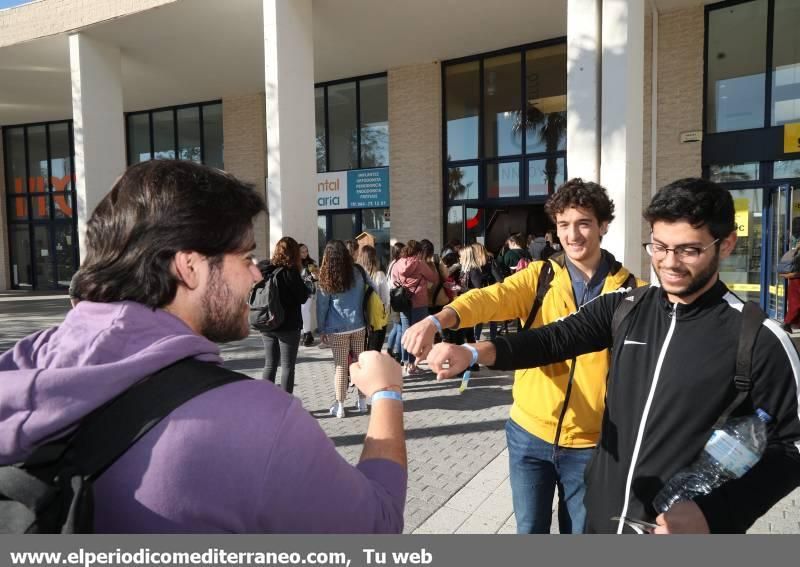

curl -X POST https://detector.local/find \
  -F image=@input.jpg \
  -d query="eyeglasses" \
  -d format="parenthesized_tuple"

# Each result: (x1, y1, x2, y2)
(642, 239, 719, 262)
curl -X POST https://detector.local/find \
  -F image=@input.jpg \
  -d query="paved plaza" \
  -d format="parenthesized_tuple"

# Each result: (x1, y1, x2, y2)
(1, 292, 798, 534)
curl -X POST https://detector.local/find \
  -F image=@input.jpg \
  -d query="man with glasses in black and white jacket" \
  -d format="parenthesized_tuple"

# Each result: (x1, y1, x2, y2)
(424, 178, 800, 534)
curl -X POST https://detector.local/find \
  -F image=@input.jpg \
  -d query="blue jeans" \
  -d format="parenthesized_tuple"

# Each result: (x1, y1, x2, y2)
(505, 418, 593, 534)
(399, 306, 428, 364)
(386, 320, 402, 355)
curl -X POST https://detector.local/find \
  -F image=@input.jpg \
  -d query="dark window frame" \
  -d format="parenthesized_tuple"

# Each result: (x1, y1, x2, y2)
(442, 38, 568, 245)
(2, 119, 79, 290)
(124, 100, 223, 167)
(315, 72, 389, 173)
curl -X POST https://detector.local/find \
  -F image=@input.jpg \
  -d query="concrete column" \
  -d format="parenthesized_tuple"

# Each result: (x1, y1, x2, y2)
(263, 0, 317, 254)
(69, 33, 126, 260)
(0, 135, 9, 290)
(567, 0, 601, 183)
(599, 0, 645, 270)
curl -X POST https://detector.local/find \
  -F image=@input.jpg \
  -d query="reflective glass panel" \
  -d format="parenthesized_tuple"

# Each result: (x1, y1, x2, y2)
(27, 125, 48, 191)
(484, 53, 522, 157)
(54, 223, 77, 287)
(446, 61, 480, 161)
(328, 82, 358, 170)
(708, 162, 760, 183)
(31, 195, 50, 219)
(360, 77, 389, 168)
(466, 207, 483, 244)
(315, 87, 327, 172)
(318, 215, 328, 262)
(152, 110, 175, 160)
(529, 157, 566, 196)
(10, 225, 32, 288)
(526, 44, 567, 154)
(202, 104, 224, 169)
(487, 161, 520, 198)
(448, 165, 479, 201)
(33, 225, 55, 289)
(49, 123, 73, 192)
(362, 208, 391, 269)
(5, 128, 26, 194)
(706, 1, 768, 132)
(720, 188, 763, 304)
(53, 192, 74, 219)
(127, 113, 151, 164)
(772, 0, 800, 125)
(177, 107, 201, 162)
(9, 196, 27, 220)
(446, 206, 464, 246)
(774, 160, 800, 179)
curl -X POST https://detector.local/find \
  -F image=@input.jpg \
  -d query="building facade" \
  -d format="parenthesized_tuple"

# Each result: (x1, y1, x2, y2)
(1, 0, 798, 319)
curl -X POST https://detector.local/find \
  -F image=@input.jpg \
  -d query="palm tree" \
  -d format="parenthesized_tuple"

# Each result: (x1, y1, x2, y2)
(513, 101, 567, 192)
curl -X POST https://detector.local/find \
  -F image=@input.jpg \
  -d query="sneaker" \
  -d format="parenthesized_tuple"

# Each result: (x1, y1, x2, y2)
(328, 401, 345, 418)
(356, 397, 368, 413)
(336, 403, 346, 418)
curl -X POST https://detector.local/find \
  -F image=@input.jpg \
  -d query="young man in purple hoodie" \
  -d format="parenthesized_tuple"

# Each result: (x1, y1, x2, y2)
(0, 160, 407, 533)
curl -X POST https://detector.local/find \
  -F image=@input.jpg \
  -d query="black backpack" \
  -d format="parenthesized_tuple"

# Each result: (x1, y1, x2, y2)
(249, 266, 285, 332)
(0, 359, 247, 533)
(489, 258, 509, 285)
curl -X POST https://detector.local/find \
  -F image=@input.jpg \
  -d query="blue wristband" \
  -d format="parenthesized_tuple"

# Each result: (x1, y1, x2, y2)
(427, 315, 443, 333)
(371, 390, 403, 403)
(462, 343, 479, 367)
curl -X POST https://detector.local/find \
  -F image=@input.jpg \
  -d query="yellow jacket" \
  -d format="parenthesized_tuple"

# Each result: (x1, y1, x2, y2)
(448, 252, 639, 448)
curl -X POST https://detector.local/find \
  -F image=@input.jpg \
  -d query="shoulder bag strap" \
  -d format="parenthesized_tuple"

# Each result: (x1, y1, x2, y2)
(522, 261, 556, 331)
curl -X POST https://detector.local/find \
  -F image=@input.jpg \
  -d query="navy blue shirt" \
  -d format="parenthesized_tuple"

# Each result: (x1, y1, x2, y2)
(565, 252, 611, 307)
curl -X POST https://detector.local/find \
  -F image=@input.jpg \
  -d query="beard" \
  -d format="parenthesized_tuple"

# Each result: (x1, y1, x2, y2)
(200, 265, 250, 343)
(656, 251, 720, 298)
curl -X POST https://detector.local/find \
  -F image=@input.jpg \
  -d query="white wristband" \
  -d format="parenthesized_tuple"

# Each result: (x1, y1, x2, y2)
(462, 343, 479, 367)
(371, 390, 403, 403)
(427, 315, 443, 333)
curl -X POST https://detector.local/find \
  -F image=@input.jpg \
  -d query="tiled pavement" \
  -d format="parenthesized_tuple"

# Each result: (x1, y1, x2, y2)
(1, 291, 798, 533)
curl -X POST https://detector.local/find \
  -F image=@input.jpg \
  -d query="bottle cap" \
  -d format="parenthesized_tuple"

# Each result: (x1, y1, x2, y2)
(756, 408, 772, 423)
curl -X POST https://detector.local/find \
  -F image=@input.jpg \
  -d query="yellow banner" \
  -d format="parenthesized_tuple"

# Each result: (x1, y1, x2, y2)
(784, 122, 800, 153)
(733, 198, 749, 237)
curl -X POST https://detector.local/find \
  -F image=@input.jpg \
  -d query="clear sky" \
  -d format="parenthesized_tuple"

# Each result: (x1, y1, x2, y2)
(0, 0, 32, 10)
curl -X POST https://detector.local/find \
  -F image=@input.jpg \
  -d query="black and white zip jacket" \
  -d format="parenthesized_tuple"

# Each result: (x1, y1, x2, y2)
(491, 280, 800, 533)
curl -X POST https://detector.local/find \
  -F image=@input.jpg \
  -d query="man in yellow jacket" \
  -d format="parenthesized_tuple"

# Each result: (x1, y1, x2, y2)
(403, 179, 640, 533)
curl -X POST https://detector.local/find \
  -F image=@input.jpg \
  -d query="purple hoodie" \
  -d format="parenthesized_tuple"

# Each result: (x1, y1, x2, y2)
(0, 301, 405, 533)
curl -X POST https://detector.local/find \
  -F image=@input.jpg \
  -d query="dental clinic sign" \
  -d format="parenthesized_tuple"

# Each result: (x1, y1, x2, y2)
(316, 167, 389, 210)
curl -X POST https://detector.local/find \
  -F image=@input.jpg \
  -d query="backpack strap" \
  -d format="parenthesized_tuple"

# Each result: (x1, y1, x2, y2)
(68, 359, 249, 479)
(522, 258, 557, 331)
(611, 285, 650, 339)
(713, 301, 765, 428)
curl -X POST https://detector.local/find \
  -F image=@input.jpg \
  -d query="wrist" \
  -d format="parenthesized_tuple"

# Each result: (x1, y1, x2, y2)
(462, 343, 479, 366)
(371, 390, 403, 404)
(427, 315, 443, 334)
(374, 385, 402, 394)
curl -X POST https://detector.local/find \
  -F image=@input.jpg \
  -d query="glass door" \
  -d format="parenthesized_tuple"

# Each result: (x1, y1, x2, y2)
(720, 188, 764, 305)
(766, 184, 793, 318)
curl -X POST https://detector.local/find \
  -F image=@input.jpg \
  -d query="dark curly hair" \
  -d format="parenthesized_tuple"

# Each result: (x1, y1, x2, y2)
(271, 236, 301, 270)
(644, 178, 736, 240)
(319, 240, 354, 294)
(72, 160, 265, 308)
(544, 178, 615, 225)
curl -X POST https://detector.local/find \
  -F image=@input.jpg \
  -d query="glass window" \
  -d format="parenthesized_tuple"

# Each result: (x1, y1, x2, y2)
(10, 225, 32, 288)
(774, 159, 800, 179)
(5, 128, 26, 194)
(720, 188, 763, 304)
(127, 113, 151, 164)
(772, 0, 800, 125)
(54, 223, 77, 287)
(526, 45, 567, 154)
(315, 87, 327, 172)
(484, 53, 522, 157)
(33, 225, 55, 289)
(152, 110, 175, 160)
(53, 192, 74, 219)
(49, 123, 73, 193)
(328, 82, 358, 170)
(177, 107, 201, 162)
(317, 215, 328, 261)
(709, 162, 760, 183)
(529, 157, 566, 196)
(466, 207, 483, 244)
(9, 196, 27, 220)
(27, 125, 48, 191)
(31, 195, 50, 220)
(202, 104, 224, 169)
(362, 207, 391, 268)
(706, 0, 768, 133)
(446, 61, 480, 161)
(360, 77, 389, 168)
(446, 206, 464, 245)
(487, 161, 520, 198)
(448, 165, 479, 201)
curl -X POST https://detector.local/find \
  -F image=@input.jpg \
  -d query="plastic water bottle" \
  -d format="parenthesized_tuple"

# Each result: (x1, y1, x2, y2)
(653, 408, 771, 513)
